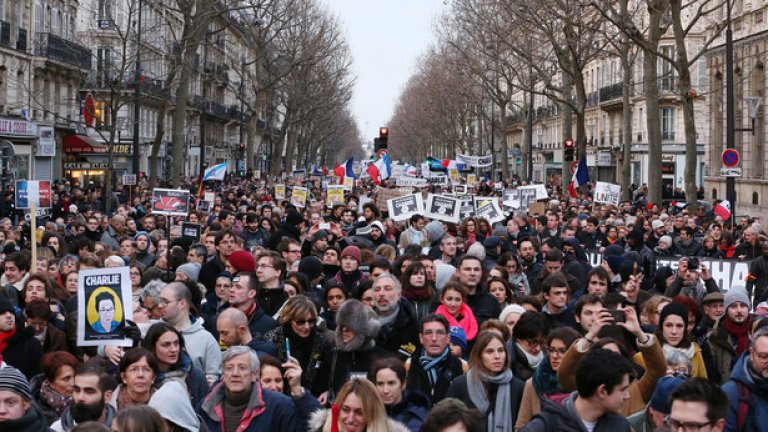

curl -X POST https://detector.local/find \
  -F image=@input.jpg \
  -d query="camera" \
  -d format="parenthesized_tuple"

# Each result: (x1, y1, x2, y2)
(609, 309, 625, 323)
(687, 257, 699, 272)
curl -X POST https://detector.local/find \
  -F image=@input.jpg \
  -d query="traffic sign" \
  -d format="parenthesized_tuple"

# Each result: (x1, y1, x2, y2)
(570, 160, 578, 173)
(720, 167, 742, 177)
(722, 149, 740, 167)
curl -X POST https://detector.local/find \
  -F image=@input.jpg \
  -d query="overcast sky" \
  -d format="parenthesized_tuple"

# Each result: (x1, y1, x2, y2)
(328, 0, 445, 142)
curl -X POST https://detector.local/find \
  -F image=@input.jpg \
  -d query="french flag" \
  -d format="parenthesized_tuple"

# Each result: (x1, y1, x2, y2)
(333, 158, 354, 182)
(366, 154, 391, 185)
(568, 156, 590, 198)
(714, 200, 732, 220)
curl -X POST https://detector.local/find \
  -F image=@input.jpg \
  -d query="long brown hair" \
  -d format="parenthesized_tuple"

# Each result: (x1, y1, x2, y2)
(468, 331, 509, 375)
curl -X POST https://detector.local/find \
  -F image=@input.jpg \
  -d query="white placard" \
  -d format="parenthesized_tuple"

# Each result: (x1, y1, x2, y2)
(394, 176, 428, 188)
(387, 193, 424, 222)
(77, 267, 133, 347)
(475, 200, 506, 224)
(424, 194, 461, 224)
(593, 181, 622, 206)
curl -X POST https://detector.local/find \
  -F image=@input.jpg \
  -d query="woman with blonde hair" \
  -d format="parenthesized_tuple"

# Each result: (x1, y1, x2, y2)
(374, 244, 396, 262)
(308, 377, 409, 432)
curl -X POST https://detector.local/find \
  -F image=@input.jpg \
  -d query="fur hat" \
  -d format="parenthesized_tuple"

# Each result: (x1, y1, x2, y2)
(335, 299, 380, 351)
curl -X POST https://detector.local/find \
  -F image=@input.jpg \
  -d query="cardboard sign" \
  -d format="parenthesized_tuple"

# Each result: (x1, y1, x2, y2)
(387, 193, 424, 222)
(594, 181, 622, 206)
(77, 267, 133, 347)
(528, 202, 547, 216)
(425, 194, 460, 224)
(151, 188, 190, 216)
(274, 185, 286, 201)
(181, 222, 201, 240)
(291, 186, 308, 208)
(327, 185, 345, 206)
(459, 195, 476, 220)
(15, 180, 52, 209)
(376, 188, 412, 213)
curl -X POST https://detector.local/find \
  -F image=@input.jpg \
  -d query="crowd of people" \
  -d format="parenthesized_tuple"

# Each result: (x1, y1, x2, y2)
(0, 174, 762, 431)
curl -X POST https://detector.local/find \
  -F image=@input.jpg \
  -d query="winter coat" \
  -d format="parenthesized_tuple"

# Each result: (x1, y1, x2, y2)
(673, 238, 703, 257)
(405, 350, 468, 405)
(747, 256, 768, 303)
(735, 241, 762, 260)
(466, 285, 501, 326)
(634, 342, 708, 379)
(445, 372, 525, 430)
(42, 325, 68, 353)
(557, 335, 666, 417)
(198, 254, 226, 294)
(708, 316, 749, 385)
(266, 223, 302, 251)
(2, 325, 43, 379)
(30, 374, 69, 425)
(180, 316, 222, 382)
(723, 353, 768, 432)
(200, 381, 319, 432)
(376, 298, 420, 360)
(664, 276, 720, 303)
(153, 352, 210, 413)
(519, 393, 631, 432)
(385, 390, 431, 432)
(264, 325, 332, 396)
(506, 339, 538, 382)
(50, 404, 117, 432)
(1, 406, 53, 432)
(308, 407, 410, 432)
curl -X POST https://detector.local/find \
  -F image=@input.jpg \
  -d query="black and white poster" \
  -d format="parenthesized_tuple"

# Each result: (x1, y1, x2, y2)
(475, 199, 506, 224)
(152, 188, 191, 216)
(425, 194, 461, 224)
(182, 222, 202, 240)
(459, 195, 476, 220)
(593, 181, 622, 206)
(453, 185, 468, 195)
(77, 267, 133, 347)
(387, 193, 424, 222)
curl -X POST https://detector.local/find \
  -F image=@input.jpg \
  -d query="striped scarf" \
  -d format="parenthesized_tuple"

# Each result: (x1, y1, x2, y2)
(419, 346, 450, 385)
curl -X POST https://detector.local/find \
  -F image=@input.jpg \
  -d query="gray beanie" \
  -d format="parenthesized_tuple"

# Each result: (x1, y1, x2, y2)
(176, 262, 201, 283)
(0, 366, 32, 400)
(659, 236, 673, 247)
(725, 284, 751, 311)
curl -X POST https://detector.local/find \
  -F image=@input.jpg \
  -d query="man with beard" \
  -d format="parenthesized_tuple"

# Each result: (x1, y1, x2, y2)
(51, 364, 117, 431)
(518, 239, 543, 287)
(372, 273, 419, 360)
(708, 285, 753, 384)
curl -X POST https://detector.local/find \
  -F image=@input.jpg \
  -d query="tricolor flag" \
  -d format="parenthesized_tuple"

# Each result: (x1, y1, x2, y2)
(366, 154, 391, 186)
(203, 162, 227, 181)
(714, 200, 732, 220)
(568, 156, 590, 198)
(333, 158, 355, 181)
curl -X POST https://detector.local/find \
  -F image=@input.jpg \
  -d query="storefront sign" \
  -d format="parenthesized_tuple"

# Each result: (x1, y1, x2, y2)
(110, 144, 134, 155)
(38, 126, 55, 157)
(0, 118, 36, 137)
(64, 162, 110, 170)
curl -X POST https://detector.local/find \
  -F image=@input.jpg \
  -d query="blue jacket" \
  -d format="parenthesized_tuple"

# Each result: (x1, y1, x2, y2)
(722, 353, 768, 432)
(386, 390, 431, 432)
(200, 382, 319, 432)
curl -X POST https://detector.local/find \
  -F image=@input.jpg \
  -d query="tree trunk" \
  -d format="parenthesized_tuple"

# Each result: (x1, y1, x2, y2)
(644, 3, 665, 206)
(621, 46, 633, 201)
(561, 74, 574, 193)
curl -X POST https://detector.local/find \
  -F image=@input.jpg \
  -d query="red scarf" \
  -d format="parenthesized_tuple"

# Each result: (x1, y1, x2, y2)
(0, 327, 17, 364)
(724, 315, 753, 355)
(436, 303, 479, 341)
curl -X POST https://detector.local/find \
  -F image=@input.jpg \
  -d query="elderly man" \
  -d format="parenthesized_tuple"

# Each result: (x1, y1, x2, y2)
(0, 366, 49, 431)
(372, 273, 420, 359)
(200, 346, 319, 431)
(735, 227, 762, 260)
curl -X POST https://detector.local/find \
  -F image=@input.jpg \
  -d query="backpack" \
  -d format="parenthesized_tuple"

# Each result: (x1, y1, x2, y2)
(737, 381, 753, 432)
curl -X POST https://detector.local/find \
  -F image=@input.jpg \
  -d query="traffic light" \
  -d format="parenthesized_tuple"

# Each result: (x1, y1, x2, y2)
(375, 127, 388, 153)
(238, 143, 246, 176)
(564, 139, 575, 161)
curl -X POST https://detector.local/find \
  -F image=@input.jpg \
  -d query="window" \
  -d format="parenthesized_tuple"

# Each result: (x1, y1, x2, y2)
(659, 45, 676, 91)
(662, 108, 675, 141)
(754, 192, 759, 205)
(96, 47, 112, 86)
(98, 0, 112, 21)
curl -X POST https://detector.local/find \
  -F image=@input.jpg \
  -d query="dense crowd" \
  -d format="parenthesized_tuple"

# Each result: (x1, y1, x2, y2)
(0, 174, 761, 432)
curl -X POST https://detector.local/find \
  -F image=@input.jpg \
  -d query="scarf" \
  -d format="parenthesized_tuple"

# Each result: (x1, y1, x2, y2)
(531, 357, 562, 396)
(408, 226, 424, 245)
(155, 351, 193, 387)
(377, 303, 400, 328)
(515, 342, 544, 369)
(40, 379, 72, 415)
(116, 385, 156, 410)
(724, 315, 753, 355)
(466, 368, 514, 432)
(0, 327, 16, 357)
(403, 284, 434, 302)
(419, 347, 450, 385)
(436, 303, 479, 341)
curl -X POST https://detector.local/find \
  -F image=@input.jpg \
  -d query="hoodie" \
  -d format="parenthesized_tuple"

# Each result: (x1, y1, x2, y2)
(180, 316, 222, 381)
(148, 381, 200, 432)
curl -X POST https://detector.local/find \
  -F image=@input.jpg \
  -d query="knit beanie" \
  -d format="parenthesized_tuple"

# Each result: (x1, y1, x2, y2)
(659, 303, 689, 330)
(228, 250, 256, 273)
(0, 295, 13, 315)
(604, 255, 624, 275)
(134, 231, 150, 242)
(0, 367, 32, 400)
(725, 284, 752, 311)
(659, 236, 673, 247)
(449, 326, 467, 352)
(649, 376, 685, 414)
(341, 246, 362, 265)
(176, 263, 201, 283)
(298, 256, 324, 281)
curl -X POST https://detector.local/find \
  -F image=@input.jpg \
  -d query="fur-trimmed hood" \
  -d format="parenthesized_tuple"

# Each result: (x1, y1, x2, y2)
(307, 408, 410, 432)
(335, 299, 381, 352)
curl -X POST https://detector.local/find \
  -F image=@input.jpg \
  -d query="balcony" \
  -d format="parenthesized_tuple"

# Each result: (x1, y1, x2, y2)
(599, 83, 623, 103)
(204, 100, 230, 120)
(35, 33, 91, 70)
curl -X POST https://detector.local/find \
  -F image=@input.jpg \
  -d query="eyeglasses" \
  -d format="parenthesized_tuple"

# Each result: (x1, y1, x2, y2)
(158, 298, 180, 307)
(546, 346, 568, 356)
(521, 338, 544, 348)
(421, 330, 447, 338)
(256, 264, 276, 269)
(288, 249, 302, 254)
(664, 416, 715, 432)
(294, 318, 317, 326)
(126, 366, 153, 375)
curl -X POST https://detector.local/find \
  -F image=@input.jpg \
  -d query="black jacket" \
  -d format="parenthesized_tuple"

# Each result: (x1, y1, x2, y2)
(198, 254, 226, 294)
(266, 223, 302, 251)
(327, 342, 392, 398)
(3, 325, 43, 379)
(0, 406, 51, 432)
(406, 349, 466, 405)
(376, 298, 420, 360)
(466, 286, 501, 326)
(256, 286, 289, 317)
(445, 372, 525, 430)
(385, 390, 431, 432)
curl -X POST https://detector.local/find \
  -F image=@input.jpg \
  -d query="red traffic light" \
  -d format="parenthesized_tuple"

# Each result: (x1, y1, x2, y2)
(379, 127, 389, 139)
(564, 139, 574, 149)
(239, 143, 245, 150)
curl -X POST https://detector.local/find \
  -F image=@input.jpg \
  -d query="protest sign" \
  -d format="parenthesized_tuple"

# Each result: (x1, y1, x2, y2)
(274, 185, 286, 200)
(456, 154, 493, 168)
(394, 176, 428, 188)
(475, 199, 505, 224)
(387, 193, 424, 222)
(448, 169, 460, 183)
(291, 186, 308, 207)
(453, 185, 468, 195)
(426, 175, 449, 186)
(151, 188, 190, 216)
(519, 184, 549, 200)
(467, 174, 477, 187)
(77, 267, 133, 347)
(473, 196, 497, 210)
(594, 181, 622, 206)
(15, 180, 52, 209)
(459, 196, 476, 220)
(425, 194, 461, 223)
(181, 222, 201, 240)
(376, 188, 412, 213)
(327, 185, 345, 206)
(343, 177, 354, 191)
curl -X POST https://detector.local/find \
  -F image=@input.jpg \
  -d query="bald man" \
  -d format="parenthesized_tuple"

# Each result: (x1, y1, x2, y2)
(100, 214, 126, 251)
(216, 308, 277, 356)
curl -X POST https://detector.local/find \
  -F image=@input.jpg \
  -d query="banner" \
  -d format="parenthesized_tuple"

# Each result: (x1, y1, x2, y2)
(426, 175, 449, 186)
(274, 185, 286, 201)
(77, 267, 133, 347)
(425, 194, 461, 224)
(326, 185, 345, 206)
(387, 193, 424, 222)
(475, 199, 505, 224)
(594, 181, 622, 206)
(151, 188, 190, 216)
(291, 186, 308, 208)
(394, 176, 428, 188)
(456, 153, 493, 168)
(15, 180, 52, 209)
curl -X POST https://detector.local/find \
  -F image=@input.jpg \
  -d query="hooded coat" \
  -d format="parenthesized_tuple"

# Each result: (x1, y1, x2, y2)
(722, 352, 768, 432)
(148, 381, 204, 432)
(519, 392, 631, 432)
(180, 316, 222, 382)
(307, 407, 410, 432)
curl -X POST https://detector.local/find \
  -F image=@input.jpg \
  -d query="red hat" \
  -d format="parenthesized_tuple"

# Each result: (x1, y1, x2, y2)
(228, 250, 256, 272)
(340, 245, 362, 265)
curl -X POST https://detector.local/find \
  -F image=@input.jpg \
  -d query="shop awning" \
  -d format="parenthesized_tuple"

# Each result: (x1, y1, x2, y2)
(63, 134, 108, 154)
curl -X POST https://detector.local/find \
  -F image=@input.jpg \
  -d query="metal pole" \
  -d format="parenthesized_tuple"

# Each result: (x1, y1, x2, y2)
(726, 0, 736, 228)
(199, 43, 207, 181)
(132, 0, 141, 175)
(239, 58, 246, 169)
(527, 88, 534, 183)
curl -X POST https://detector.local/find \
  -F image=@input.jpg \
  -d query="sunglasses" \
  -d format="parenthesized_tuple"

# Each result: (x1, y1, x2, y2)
(294, 318, 317, 326)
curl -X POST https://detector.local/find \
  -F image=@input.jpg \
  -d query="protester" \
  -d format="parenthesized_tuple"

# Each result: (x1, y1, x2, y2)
(0, 366, 50, 431)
